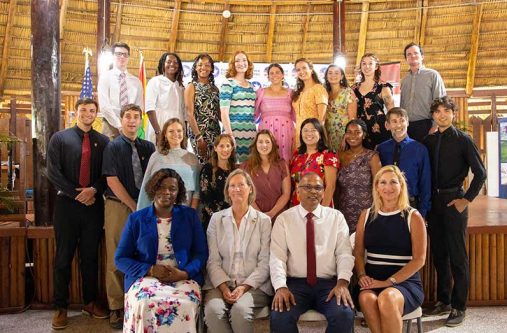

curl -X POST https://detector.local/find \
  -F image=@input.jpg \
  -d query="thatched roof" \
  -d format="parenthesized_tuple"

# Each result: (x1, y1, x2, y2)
(1, 0, 507, 99)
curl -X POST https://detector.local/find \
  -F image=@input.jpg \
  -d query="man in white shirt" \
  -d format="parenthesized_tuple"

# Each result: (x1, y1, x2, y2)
(270, 172, 355, 333)
(98, 42, 144, 139)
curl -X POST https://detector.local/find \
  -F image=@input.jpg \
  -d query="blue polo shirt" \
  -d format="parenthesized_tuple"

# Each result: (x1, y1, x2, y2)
(376, 136, 431, 217)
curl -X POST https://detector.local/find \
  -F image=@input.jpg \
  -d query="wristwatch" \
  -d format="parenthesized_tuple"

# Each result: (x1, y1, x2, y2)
(388, 276, 397, 286)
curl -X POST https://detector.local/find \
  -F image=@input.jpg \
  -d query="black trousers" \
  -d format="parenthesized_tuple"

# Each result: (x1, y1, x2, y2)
(426, 189, 469, 311)
(408, 119, 433, 143)
(53, 195, 104, 309)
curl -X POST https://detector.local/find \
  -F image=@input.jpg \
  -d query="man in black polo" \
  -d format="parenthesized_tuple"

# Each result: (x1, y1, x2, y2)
(102, 103, 155, 328)
(423, 96, 486, 327)
(47, 98, 110, 330)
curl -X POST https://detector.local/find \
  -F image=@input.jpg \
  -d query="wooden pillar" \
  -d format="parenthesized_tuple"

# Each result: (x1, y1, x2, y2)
(265, 5, 277, 63)
(333, 0, 346, 58)
(31, 0, 60, 226)
(169, 0, 182, 52)
(300, 4, 311, 58)
(466, 4, 483, 97)
(218, 3, 230, 61)
(0, 0, 17, 97)
(96, 0, 111, 77)
(112, 0, 124, 43)
(356, 1, 369, 66)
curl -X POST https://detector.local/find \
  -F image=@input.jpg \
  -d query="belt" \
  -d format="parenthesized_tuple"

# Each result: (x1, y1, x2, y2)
(435, 187, 462, 194)
(105, 196, 122, 203)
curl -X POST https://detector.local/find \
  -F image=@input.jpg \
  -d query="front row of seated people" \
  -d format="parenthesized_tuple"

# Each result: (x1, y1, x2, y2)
(115, 166, 426, 333)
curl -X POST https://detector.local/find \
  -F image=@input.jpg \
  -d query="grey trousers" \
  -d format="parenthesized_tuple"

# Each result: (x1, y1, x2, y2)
(204, 287, 269, 333)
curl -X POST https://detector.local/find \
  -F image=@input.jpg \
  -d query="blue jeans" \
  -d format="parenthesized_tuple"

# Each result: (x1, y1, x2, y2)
(270, 278, 354, 333)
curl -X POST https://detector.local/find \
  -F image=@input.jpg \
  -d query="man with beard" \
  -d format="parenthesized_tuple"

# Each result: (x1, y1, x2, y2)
(47, 98, 109, 330)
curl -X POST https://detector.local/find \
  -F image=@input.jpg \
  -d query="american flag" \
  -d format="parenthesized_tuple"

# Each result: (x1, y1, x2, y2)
(79, 61, 93, 99)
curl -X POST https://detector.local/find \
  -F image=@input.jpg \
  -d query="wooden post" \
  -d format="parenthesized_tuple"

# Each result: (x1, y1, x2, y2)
(300, 4, 311, 58)
(112, 0, 124, 43)
(466, 4, 484, 97)
(169, 0, 182, 52)
(265, 5, 277, 63)
(356, 1, 369, 66)
(31, 0, 61, 225)
(333, 0, 346, 58)
(414, 0, 428, 45)
(0, 0, 17, 97)
(218, 3, 230, 62)
(59, 0, 69, 40)
(96, 0, 111, 78)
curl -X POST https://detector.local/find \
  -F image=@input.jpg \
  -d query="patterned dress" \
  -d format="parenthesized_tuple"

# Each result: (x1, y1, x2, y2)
(352, 82, 393, 149)
(124, 217, 201, 333)
(220, 79, 256, 163)
(289, 149, 339, 207)
(188, 82, 221, 164)
(325, 87, 355, 152)
(336, 150, 377, 233)
(254, 88, 295, 161)
(292, 84, 328, 147)
(199, 163, 232, 229)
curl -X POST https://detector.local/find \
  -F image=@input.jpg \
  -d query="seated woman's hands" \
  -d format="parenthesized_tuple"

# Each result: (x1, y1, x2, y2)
(358, 274, 391, 290)
(219, 283, 251, 304)
(149, 265, 189, 283)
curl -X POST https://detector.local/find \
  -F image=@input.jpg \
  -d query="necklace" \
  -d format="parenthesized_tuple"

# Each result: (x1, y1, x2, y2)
(351, 148, 365, 159)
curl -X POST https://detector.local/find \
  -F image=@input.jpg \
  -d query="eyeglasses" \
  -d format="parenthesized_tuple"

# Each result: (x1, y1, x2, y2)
(114, 52, 129, 58)
(298, 184, 324, 192)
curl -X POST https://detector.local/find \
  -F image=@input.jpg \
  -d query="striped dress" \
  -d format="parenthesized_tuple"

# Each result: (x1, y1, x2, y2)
(363, 208, 424, 315)
(220, 79, 256, 163)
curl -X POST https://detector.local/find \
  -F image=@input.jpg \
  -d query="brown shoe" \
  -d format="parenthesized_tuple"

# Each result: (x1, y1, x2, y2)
(109, 309, 124, 329)
(82, 302, 110, 319)
(52, 308, 68, 330)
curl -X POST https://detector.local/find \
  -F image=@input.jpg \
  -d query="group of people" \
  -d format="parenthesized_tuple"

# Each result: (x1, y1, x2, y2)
(46, 40, 487, 333)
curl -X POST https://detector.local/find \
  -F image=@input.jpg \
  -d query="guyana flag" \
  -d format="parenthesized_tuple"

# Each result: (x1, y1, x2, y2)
(137, 51, 148, 138)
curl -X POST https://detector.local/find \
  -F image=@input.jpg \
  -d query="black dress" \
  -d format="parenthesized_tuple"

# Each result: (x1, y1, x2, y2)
(199, 163, 232, 229)
(363, 208, 424, 315)
(352, 81, 392, 149)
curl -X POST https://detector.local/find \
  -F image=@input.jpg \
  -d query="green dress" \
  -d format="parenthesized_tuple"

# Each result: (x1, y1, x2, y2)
(325, 87, 354, 152)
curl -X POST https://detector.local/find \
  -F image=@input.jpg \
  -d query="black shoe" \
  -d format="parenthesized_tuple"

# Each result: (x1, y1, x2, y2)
(423, 301, 451, 317)
(109, 309, 124, 329)
(445, 309, 465, 327)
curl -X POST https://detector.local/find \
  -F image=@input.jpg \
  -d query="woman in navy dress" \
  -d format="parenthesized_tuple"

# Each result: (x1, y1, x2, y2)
(354, 165, 427, 333)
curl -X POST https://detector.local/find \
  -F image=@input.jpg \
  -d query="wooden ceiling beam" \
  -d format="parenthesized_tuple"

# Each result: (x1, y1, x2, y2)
(112, 0, 124, 43)
(300, 4, 311, 59)
(466, 3, 483, 96)
(187, 0, 332, 5)
(169, 0, 182, 52)
(355, 1, 369, 66)
(218, 2, 230, 61)
(59, 0, 69, 39)
(0, 0, 17, 97)
(265, 5, 277, 63)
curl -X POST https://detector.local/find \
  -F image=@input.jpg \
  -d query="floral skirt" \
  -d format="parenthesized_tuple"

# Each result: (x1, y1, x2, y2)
(124, 277, 201, 333)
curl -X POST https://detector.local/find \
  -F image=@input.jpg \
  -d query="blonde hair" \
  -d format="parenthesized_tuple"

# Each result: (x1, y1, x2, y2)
(371, 165, 410, 218)
(223, 168, 256, 205)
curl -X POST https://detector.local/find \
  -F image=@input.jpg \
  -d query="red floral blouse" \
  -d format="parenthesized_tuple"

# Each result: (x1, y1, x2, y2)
(289, 149, 339, 206)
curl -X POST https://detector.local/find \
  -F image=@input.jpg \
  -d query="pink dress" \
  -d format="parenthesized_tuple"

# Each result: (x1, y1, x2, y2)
(254, 88, 295, 161)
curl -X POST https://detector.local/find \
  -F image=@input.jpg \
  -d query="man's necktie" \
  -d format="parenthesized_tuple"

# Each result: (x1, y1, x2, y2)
(393, 142, 401, 166)
(306, 212, 317, 286)
(79, 133, 91, 188)
(119, 72, 128, 107)
(131, 141, 143, 189)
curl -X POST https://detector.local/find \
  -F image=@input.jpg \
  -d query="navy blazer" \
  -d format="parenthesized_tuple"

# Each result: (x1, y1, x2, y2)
(115, 204, 208, 292)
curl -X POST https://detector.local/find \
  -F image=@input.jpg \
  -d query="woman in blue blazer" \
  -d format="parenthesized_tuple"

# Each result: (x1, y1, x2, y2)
(115, 168, 208, 332)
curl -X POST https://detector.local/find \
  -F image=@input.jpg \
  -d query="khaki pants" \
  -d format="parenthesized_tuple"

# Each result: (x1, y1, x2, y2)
(101, 120, 120, 140)
(104, 198, 131, 310)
